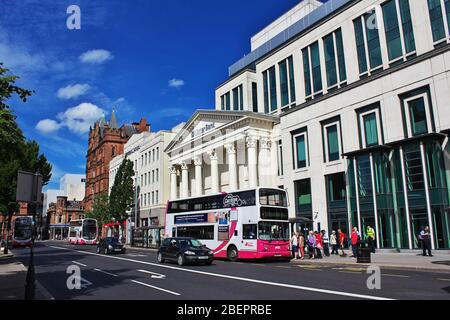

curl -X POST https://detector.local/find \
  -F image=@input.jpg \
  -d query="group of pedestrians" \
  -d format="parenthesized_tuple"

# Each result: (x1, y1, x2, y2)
(290, 229, 348, 260)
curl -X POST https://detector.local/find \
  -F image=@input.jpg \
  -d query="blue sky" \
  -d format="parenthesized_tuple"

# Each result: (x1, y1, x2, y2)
(0, 0, 305, 190)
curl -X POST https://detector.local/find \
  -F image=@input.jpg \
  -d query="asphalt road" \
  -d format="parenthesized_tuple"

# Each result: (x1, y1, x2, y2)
(11, 241, 450, 300)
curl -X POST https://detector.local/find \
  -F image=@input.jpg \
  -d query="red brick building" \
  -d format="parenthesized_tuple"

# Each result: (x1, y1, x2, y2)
(84, 112, 150, 211)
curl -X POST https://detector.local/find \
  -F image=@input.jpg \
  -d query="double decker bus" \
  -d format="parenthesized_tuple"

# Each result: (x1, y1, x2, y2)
(165, 188, 291, 261)
(68, 219, 98, 245)
(12, 216, 33, 248)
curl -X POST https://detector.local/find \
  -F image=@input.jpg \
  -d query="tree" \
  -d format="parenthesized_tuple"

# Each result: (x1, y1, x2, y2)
(0, 63, 51, 242)
(85, 191, 111, 237)
(0, 62, 33, 110)
(109, 158, 135, 237)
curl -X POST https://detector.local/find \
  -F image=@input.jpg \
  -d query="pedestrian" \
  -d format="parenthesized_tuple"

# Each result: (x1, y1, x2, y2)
(291, 232, 299, 259)
(314, 231, 323, 259)
(330, 230, 339, 255)
(321, 230, 330, 257)
(366, 225, 376, 254)
(419, 226, 433, 257)
(338, 229, 347, 257)
(298, 232, 305, 260)
(307, 231, 316, 259)
(351, 227, 359, 258)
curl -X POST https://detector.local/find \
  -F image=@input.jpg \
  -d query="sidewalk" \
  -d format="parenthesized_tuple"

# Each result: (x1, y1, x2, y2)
(0, 251, 54, 300)
(292, 251, 450, 273)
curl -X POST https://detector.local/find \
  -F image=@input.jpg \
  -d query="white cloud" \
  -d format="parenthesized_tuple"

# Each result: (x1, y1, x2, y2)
(57, 102, 106, 134)
(57, 84, 91, 100)
(168, 78, 185, 88)
(36, 119, 62, 134)
(79, 49, 113, 64)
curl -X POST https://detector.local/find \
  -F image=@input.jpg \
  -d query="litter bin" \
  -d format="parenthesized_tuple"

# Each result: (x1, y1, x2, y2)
(357, 240, 371, 263)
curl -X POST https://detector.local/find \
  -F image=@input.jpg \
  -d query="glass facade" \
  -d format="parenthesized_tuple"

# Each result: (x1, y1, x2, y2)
(295, 134, 307, 169)
(302, 47, 312, 96)
(294, 179, 313, 231)
(278, 56, 296, 107)
(354, 11, 383, 74)
(408, 97, 428, 135)
(363, 112, 379, 146)
(269, 66, 277, 112)
(324, 33, 338, 87)
(263, 71, 269, 113)
(326, 173, 348, 234)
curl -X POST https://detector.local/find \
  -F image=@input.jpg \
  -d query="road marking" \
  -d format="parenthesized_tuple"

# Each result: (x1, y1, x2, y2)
(94, 268, 118, 277)
(275, 266, 291, 269)
(47, 245, 394, 300)
(131, 280, 180, 296)
(383, 274, 409, 278)
(339, 271, 362, 275)
(437, 278, 450, 282)
(333, 267, 366, 272)
(80, 277, 93, 289)
(138, 269, 166, 279)
(126, 254, 146, 257)
(72, 261, 87, 267)
(251, 264, 265, 267)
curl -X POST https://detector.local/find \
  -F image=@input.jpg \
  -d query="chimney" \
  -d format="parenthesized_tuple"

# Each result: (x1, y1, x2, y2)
(134, 118, 150, 133)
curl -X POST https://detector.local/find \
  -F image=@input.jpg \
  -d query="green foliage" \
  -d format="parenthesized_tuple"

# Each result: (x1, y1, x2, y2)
(0, 62, 33, 110)
(85, 191, 111, 236)
(109, 158, 135, 225)
(0, 63, 51, 226)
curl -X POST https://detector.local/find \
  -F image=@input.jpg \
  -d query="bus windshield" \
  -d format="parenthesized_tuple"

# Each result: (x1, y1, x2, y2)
(82, 220, 97, 240)
(259, 189, 288, 207)
(14, 218, 32, 240)
(258, 221, 289, 241)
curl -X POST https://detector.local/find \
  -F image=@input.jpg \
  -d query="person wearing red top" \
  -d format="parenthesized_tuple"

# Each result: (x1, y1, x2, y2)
(314, 231, 323, 259)
(351, 227, 360, 257)
(338, 229, 347, 256)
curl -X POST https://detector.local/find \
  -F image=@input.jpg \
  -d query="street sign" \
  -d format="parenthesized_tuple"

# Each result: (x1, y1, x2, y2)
(16, 171, 43, 203)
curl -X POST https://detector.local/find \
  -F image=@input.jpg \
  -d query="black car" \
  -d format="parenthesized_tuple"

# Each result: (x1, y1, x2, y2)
(97, 237, 126, 254)
(157, 237, 214, 266)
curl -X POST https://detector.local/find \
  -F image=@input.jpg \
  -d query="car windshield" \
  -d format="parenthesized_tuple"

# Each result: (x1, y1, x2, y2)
(178, 239, 204, 248)
(258, 221, 289, 241)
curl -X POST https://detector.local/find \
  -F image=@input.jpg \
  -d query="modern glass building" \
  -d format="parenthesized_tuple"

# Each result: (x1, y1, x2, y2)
(213, 0, 450, 250)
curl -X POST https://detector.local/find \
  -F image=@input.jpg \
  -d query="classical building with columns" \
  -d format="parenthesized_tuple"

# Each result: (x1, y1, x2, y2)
(165, 110, 282, 200)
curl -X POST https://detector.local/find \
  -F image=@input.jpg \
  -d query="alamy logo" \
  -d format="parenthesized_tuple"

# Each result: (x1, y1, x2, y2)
(66, 5, 81, 30)
(366, 265, 381, 290)
(66, 265, 81, 290)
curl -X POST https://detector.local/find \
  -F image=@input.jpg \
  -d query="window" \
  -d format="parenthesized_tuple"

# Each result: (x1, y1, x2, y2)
(252, 82, 258, 112)
(402, 89, 434, 137)
(303, 41, 322, 97)
(243, 224, 257, 240)
(156, 147, 159, 160)
(153, 149, 155, 162)
(156, 169, 159, 182)
(359, 106, 382, 148)
(323, 29, 347, 89)
(144, 173, 147, 186)
(152, 170, 155, 183)
(176, 225, 214, 240)
(263, 66, 278, 113)
(232, 84, 244, 111)
(427, 0, 450, 43)
(278, 56, 296, 108)
(354, 11, 383, 76)
(156, 190, 159, 203)
(322, 120, 342, 163)
(145, 153, 147, 166)
(382, 0, 416, 62)
(293, 130, 308, 169)
(326, 173, 347, 203)
(152, 191, 154, 205)
(221, 92, 231, 110)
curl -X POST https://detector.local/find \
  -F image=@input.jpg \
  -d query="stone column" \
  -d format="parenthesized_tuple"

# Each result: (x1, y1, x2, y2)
(258, 137, 272, 187)
(169, 166, 177, 200)
(247, 135, 258, 188)
(193, 156, 203, 196)
(179, 161, 189, 199)
(225, 143, 238, 191)
(208, 150, 219, 194)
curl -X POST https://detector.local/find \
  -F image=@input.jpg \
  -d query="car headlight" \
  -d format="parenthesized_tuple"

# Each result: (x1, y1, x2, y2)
(108, 245, 113, 250)
(184, 250, 196, 256)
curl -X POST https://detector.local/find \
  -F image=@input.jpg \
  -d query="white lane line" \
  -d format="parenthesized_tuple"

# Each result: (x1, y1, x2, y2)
(131, 280, 180, 296)
(72, 261, 87, 267)
(138, 269, 166, 279)
(383, 274, 409, 278)
(94, 268, 119, 277)
(47, 245, 394, 300)
(437, 278, 450, 282)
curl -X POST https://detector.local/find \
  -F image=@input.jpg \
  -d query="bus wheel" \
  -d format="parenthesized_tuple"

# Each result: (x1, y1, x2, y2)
(227, 246, 238, 262)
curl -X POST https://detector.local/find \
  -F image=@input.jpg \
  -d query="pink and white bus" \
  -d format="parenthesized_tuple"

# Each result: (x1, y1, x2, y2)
(12, 216, 33, 248)
(165, 188, 291, 261)
(68, 219, 98, 245)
